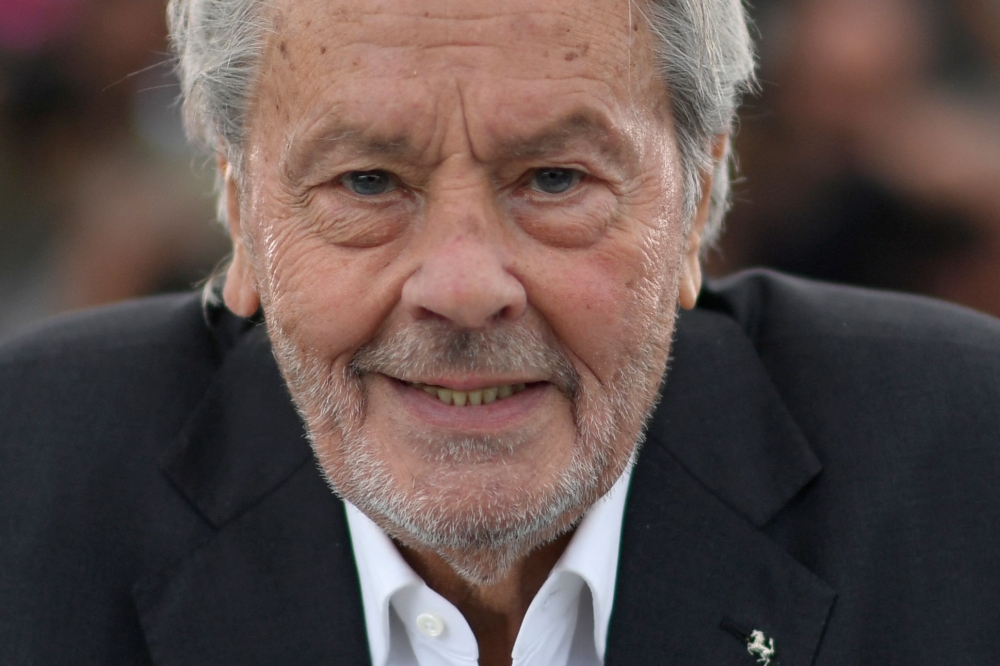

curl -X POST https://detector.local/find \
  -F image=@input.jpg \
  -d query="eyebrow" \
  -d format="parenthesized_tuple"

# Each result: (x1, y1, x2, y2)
(283, 108, 636, 182)
(282, 124, 415, 182)
(492, 110, 635, 168)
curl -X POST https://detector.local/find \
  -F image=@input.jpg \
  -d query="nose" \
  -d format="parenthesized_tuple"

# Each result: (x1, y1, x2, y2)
(401, 233, 527, 329)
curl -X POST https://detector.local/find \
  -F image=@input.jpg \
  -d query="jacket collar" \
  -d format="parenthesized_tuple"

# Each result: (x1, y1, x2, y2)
(133, 319, 372, 664)
(157, 321, 312, 529)
(606, 306, 834, 664)
(133, 302, 834, 665)
(649, 306, 822, 528)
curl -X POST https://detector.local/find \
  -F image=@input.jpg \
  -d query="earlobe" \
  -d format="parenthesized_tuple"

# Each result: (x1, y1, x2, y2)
(678, 193, 704, 309)
(224, 243, 261, 317)
(218, 159, 261, 317)
(678, 134, 727, 311)
(678, 184, 708, 310)
(678, 250, 703, 310)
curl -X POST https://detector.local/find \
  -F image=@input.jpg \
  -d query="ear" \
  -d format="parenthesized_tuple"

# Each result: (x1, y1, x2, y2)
(678, 135, 728, 310)
(218, 157, 261, 317)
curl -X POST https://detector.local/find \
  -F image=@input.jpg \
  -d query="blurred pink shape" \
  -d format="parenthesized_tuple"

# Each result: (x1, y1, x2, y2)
(0, 0, 84, 54)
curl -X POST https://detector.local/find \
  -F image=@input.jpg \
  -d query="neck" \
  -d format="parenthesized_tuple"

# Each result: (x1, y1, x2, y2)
(398, 531, 574, 666)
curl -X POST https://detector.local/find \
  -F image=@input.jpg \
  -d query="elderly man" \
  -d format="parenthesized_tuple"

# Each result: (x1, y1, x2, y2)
(2, 0, 1000, 664)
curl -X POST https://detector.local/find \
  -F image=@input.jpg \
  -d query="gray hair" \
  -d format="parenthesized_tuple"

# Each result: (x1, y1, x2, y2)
(168, 0, 754, 249)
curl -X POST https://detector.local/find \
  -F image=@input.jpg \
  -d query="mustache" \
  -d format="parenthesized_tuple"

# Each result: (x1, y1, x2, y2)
(350, 320, 580, 396)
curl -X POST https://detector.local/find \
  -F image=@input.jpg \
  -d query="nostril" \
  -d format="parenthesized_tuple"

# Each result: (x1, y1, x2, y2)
(414, 306, 450, 322)
(494, 304, 518, 322)
(401, 248, 527, 328)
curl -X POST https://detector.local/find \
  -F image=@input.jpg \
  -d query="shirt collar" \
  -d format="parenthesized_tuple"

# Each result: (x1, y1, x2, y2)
(345, 466, 632, 665)
(549, 466, 632, 661)
(345, 502, 422, 666)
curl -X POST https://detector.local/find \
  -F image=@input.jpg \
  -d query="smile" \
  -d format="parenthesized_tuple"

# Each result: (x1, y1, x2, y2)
(404, 381, 529, 406)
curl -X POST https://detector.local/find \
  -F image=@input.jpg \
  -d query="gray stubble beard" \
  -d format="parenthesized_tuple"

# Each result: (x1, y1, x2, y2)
(269, 315, 674, 586)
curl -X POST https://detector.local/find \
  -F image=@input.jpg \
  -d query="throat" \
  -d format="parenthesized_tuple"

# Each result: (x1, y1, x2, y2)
(395, 530, 575, 665)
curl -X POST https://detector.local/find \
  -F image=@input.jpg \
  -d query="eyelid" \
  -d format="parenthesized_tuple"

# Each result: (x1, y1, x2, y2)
(525, 167, 586, 195)
(337, 169, 401, 197)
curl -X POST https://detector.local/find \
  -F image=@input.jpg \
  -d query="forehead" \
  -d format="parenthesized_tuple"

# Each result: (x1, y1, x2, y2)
(271, 0, 640, 63)
(252, 0, 667, 158)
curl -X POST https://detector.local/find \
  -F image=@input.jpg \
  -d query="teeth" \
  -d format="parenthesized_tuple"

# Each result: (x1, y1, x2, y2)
(407, 382, 529, 407)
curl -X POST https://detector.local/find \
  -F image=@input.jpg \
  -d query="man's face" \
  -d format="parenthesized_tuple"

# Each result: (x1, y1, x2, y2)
(225, 0, 707, 582)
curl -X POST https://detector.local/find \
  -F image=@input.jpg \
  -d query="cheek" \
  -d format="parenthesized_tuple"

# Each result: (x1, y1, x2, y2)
(252, 214, 405, 361)
(509, 189, 617, 249)
(522, 233, 674, 380)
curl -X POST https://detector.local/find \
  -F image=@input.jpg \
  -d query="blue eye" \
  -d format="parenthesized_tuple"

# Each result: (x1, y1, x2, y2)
(529, 168, 582, 195)
(341, 170, 396, 196)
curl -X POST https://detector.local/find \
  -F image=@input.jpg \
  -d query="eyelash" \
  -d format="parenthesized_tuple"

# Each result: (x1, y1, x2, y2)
(339, 170, 399, 197)
(333, 167, 590, 201)
(524, 167, 586, 196)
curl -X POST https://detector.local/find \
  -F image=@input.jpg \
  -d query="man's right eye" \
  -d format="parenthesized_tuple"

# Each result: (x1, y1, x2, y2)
(340, 170, 396, 196)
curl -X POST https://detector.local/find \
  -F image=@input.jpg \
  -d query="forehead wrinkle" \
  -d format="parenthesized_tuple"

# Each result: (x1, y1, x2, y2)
(281, 107, 641, 184)
(314, 6, 602, 39)
(283, 118, 423, 182)
(491, 110, 637, 170)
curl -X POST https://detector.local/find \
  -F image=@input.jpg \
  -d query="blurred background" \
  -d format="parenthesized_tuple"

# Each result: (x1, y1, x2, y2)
(0, 0, 998, 338)
(0, 0, 224, 337)
(710, 0, 1000, 313)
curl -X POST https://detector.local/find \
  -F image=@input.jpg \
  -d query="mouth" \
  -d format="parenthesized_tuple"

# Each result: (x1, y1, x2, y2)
(402, 381, 530, 407)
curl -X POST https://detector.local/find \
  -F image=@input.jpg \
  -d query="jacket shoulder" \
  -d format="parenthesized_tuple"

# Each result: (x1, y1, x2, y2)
(0, 293, 248, 473)
(0, 296, 257, 661)
(0, 292, 225, 365)
(698, 275, 1000, 661)
(703, 268, 1000, 353)
(701, 269, 1000, 458)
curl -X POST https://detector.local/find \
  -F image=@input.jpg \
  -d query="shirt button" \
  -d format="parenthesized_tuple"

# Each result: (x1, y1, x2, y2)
(416, 613, 445, 638)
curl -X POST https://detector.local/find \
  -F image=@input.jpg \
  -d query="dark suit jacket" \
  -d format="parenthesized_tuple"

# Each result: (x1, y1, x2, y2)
(2, 270, 999, 665)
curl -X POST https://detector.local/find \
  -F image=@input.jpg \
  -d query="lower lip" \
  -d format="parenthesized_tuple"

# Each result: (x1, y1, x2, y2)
(386, 377, 552, 432)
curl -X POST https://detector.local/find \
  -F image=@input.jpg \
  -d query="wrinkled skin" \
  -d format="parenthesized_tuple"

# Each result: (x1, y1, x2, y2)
(222, 0, 711, 602)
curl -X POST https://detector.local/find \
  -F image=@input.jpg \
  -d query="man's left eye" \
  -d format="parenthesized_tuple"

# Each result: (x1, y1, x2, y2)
(528, 168, 583, 195)
(341, 170, 397, 196)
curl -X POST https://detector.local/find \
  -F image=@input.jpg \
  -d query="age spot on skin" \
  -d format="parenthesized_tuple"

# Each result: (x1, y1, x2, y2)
(279, 41, 288, 57)
(565, 51, 578, 61)
(320, 46, 327, 54)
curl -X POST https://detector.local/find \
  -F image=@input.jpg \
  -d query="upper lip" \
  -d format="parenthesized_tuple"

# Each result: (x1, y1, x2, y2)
(386, 375, 542, 391)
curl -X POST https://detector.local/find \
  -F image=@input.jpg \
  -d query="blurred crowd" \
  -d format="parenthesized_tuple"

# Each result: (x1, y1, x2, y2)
(0, 0, 998, 337)
(0, 0, 224, 337)
(710, 0, 1000, 315)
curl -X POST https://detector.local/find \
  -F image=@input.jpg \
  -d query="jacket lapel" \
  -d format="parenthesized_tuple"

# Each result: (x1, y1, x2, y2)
(132, 303, 836, 665)
(132, 323, 371, 665)
(606, 308, 836, 665)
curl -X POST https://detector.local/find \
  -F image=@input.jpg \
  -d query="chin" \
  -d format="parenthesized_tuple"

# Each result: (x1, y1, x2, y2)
(315, 423, 617, 564)
(268, 304, 672, 582)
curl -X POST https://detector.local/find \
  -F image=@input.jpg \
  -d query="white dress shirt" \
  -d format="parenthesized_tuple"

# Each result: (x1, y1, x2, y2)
(345, 469, 632, 666)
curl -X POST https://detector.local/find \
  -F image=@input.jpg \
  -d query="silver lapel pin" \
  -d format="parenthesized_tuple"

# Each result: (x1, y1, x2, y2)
(747, 629, 776, 666)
